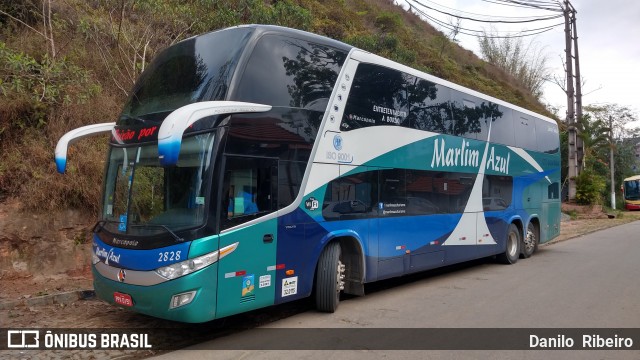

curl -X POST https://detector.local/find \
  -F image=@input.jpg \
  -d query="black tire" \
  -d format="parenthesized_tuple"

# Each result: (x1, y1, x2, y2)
(521, 222, 539, 258)
(315, 242, 343, 313)
(497, 223, 521, 264)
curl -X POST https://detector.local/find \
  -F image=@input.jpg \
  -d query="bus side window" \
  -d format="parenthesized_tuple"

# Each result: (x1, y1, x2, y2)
(483, 175, 513, 210)
(278, 160, 306, 209)
(379, 168, 406, 217)
(548, 182, 559, 200)
(514, 112, 538, 151)
(450, 91, 483, 140)
(341, 63, 410, 131)
(409, 81, 453, 134)
(406, 170, 440, 215)
(322, 170, 377, 220)
(535, 118, 560, 154)
(489, 106, 514, 146)
(222, 156, 277, 229)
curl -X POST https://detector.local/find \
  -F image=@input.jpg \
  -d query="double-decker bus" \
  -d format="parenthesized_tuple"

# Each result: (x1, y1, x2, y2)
(623, 175, 640, 210)
(55, 25, 561, 323)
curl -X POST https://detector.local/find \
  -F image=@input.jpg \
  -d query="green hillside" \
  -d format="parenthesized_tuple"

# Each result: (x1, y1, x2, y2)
(0, 0, 552, 213)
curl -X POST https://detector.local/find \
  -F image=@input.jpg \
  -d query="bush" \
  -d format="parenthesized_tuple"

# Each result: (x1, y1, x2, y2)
(575, 169, 606, 205)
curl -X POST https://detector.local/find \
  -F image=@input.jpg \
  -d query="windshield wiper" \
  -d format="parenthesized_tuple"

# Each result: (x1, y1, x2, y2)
(130, 224, 184, 242)
(93, 220, 184, 242)
(93, 220, 122, 233)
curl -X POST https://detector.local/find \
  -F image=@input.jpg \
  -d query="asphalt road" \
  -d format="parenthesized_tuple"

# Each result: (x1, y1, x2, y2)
(153, 221, 640, 360)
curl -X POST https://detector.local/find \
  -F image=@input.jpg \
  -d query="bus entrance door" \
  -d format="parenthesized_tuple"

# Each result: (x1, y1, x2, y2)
(215, 156, 279, 318)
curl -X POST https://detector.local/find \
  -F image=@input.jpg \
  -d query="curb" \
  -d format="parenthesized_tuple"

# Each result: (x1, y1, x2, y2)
(0, 289, 95, 311)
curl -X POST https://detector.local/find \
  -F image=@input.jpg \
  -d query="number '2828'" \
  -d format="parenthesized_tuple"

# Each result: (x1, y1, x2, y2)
(158, 251, 181, 262)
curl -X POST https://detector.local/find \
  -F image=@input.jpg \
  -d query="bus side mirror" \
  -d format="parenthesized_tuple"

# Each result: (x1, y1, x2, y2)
(55, 122, 116, 174)
(157, 101, 272, 166)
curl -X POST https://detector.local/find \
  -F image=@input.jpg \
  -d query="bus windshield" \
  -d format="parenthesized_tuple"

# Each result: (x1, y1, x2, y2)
(120, 27, 253, 119)
(624, 180, 640, 200)
(102, 133, 215, 236)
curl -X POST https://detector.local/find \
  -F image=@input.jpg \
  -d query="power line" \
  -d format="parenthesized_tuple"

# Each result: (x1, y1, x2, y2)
(407, 3, 563, 38)
(407, 0, 564, 23)
(413, 0, 560, 20)
(483, 0, 563, 12)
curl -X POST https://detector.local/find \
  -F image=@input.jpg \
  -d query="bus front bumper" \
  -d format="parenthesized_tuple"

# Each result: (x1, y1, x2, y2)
(625, 202, 640, 210)
(92, 263, 218, 323)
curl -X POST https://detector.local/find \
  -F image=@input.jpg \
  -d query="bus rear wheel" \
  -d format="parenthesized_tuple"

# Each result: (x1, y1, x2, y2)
(315, 242, 345, 313)
(497, 224, 520, 264)
(521, 222, 539, 258)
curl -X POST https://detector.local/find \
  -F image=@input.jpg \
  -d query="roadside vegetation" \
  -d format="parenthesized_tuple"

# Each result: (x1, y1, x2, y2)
(568, 105, 639, 207)
(0, 0, 567, 214)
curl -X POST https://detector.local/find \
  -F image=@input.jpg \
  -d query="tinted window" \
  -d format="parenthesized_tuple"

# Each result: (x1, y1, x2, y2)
(447, 173, 476, 213)
(482, 175, 513, 210)
(323, 170, 377, 220)
(341, 63, 412, 131)
(278, 161, 307, 209)
(450, 91, 483, 139)
(406, 170, 441, 214)
(547, 182, 559, 200)
(409, 81, 454, 134)
(487, 105, 514, 146)
(122, 28, 253, 118)
(221, 156, 277, 229)
(225, 108, 320, 162)
(514, 112, 537, 151)
(535, 118, 560, 153)
(236, 35, 347, 109)
(379, 169, 407, 217)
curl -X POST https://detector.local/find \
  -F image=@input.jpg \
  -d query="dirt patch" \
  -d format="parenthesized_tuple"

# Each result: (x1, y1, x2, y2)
(0, 198, 94, 300)
(552, 208, 640, 243)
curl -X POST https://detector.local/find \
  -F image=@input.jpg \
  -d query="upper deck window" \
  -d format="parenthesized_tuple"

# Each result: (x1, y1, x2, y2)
(235, 34, 347, 110)
(120, 27, 253, 120)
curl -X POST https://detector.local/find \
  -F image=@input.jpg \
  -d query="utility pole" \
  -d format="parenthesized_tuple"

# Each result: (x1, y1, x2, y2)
(572, 9, 584, 172)
(564, 0, 578, 201)
(610, 115, 615, 209)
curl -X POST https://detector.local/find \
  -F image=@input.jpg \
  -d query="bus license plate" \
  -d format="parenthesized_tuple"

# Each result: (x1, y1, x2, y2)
(114, 292, 133, 307)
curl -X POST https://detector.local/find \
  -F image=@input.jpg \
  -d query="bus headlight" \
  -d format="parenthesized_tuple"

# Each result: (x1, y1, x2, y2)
(155, 242, 239, 280)
(156, 251, 219, 280)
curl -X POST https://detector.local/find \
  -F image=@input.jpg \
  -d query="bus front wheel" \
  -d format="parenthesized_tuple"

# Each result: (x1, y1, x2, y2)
(497, 224, 520, 264)
(315, 242, 345, 313)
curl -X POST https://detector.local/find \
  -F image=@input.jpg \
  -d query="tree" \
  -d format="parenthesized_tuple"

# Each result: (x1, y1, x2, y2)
(478, 29, 550, 99)
(583, 104, 639, 140)
(576, 104, 640, 207)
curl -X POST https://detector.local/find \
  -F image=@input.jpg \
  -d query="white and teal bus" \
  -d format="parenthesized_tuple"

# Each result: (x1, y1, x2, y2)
(55, 25, 561, 323)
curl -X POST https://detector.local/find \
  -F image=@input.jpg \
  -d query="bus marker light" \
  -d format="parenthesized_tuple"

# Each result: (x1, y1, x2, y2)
(276, 264, 286, 270)
(405, 250, 410, 254)
(285, 270, 295, 276)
